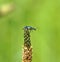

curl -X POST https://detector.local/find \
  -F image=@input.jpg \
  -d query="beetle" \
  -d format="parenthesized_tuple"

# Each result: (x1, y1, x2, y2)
(23, 26, 36, 31)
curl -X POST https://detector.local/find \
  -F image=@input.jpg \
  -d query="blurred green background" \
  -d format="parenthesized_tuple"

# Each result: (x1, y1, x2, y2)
(0, 0, 60, 62)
